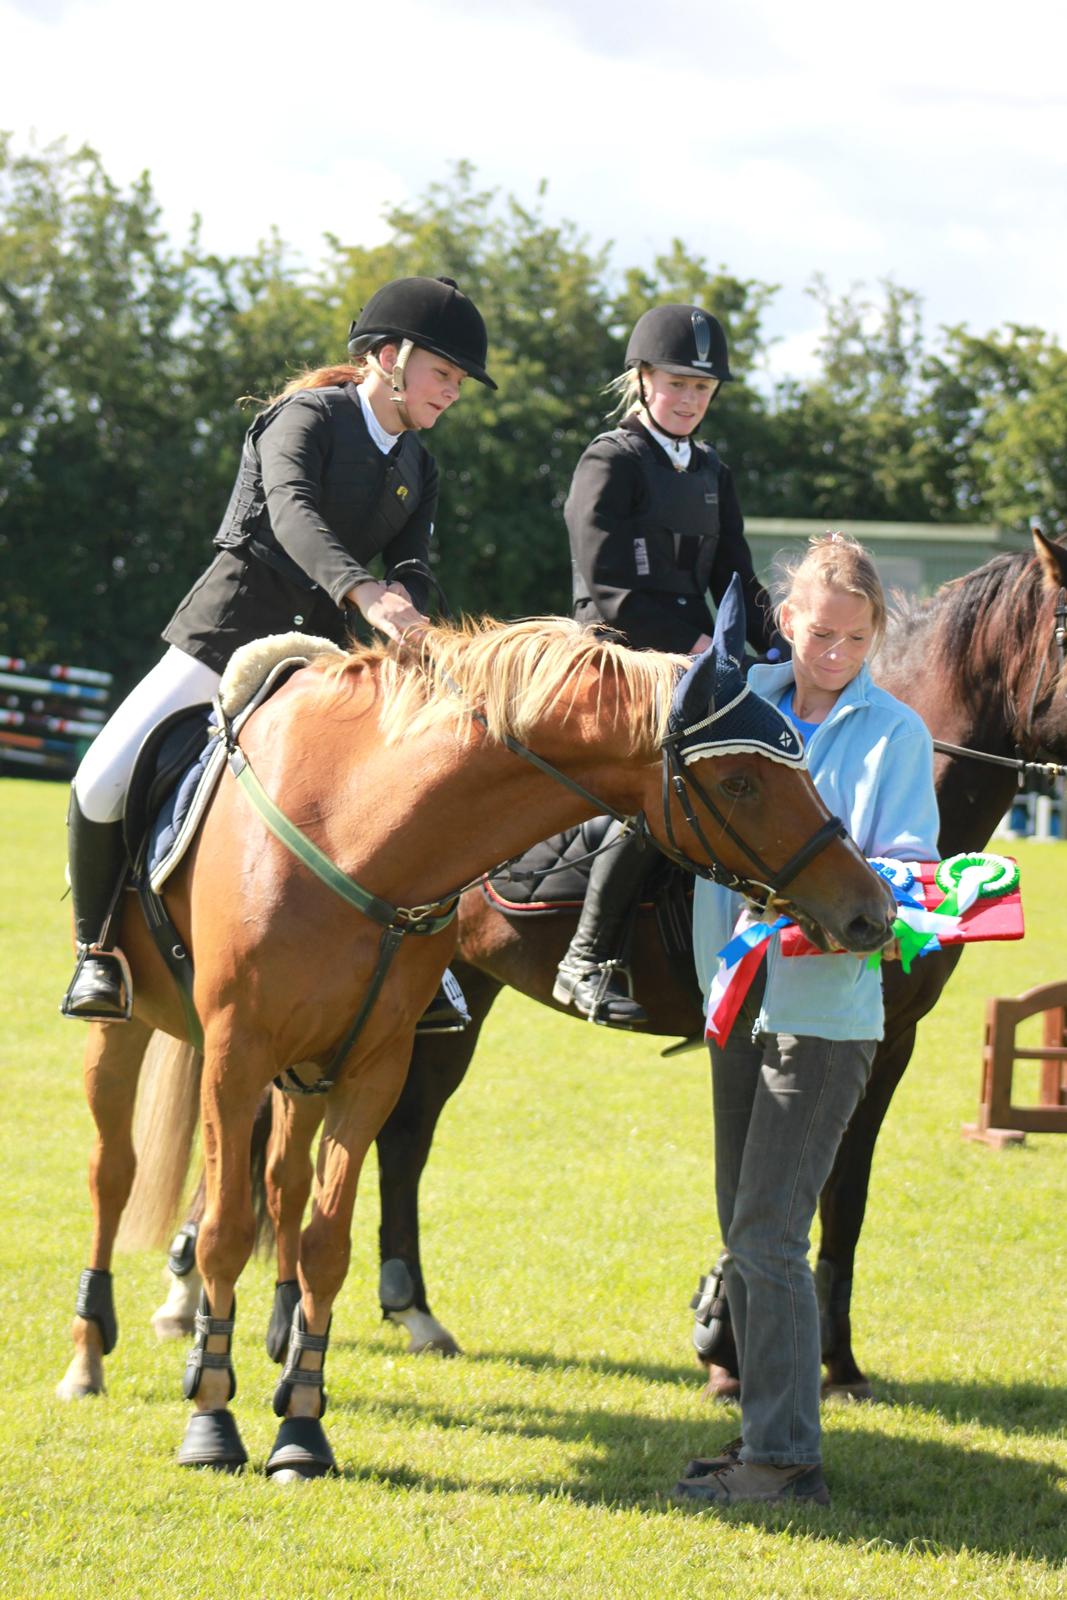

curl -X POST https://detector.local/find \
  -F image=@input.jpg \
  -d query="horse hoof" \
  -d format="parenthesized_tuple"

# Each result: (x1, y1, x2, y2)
(152, 1313, 196, 1342)
(387, 1307, 461, 1357)
(151, 1270, 201, 1341)
(177, 1409, 248, 1471)
(413, 1332, 461, 1357)
(266, 1417, 337, 1481)
(55, 1376, 104, 1401)
(56, 1356, 105, 1401)
(822, 1379, 874, 1403)
(699, 1364, 740, 1403)
(266, 1280, 302, 1364)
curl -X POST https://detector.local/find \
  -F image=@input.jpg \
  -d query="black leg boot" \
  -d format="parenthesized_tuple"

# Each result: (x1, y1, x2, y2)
(552, 824, 652, 1027)
(60, 788, 132, 1021)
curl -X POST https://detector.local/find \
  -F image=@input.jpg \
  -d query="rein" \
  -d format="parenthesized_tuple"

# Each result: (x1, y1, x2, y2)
(224, 735, 461, 1098)
(931, 739, 1067, 782)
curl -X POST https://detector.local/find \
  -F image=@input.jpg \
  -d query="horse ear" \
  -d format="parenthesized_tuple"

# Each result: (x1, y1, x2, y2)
(711, 573, 747, 668)
(1032, 524, 1067, 591)
(669, 643, 718, 731)
(669, 575, 749, 731)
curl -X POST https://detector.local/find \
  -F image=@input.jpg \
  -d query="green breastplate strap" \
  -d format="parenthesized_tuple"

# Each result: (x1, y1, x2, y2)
(228, 748, 458, 936)
(211, 745, 460, 1095)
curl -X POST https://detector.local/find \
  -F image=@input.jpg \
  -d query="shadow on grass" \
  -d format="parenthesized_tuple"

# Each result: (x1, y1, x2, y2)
(324, 1389, 1066, 1563)
(336, 1334, 703, 1391)
(865, 1373, 1067, 1436)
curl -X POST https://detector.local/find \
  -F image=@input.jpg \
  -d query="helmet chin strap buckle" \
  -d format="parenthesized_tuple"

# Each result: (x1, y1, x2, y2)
(389, 337, 417, 430)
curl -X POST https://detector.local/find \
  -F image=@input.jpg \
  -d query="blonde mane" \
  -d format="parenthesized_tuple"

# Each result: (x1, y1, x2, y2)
(329, 615, 686, 751)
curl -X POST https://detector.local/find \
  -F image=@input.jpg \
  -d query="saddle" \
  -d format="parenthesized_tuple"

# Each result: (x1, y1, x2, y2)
(124, 704, 216, 873)
(120, 635, 346, 1043)
(484, 821, 695, 965)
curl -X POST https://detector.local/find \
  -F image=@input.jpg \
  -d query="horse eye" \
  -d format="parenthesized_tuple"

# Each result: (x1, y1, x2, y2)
(720, 775, 752, 800)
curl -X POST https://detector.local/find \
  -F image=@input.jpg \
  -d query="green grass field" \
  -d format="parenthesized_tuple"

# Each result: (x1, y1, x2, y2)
(1, 777, 1065, 1599)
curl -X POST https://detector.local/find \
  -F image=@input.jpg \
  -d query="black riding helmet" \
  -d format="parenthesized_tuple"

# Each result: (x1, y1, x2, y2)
(348, 275, 496, 390)
(625, 304, 733, 384)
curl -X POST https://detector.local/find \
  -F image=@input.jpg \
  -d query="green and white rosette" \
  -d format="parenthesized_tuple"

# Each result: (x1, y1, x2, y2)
(933, 852, 1019, 918)
(866, 851, 1019, 974)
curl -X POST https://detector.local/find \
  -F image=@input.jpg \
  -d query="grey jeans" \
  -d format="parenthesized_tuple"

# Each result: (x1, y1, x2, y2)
(710, 1027, 875, 1465)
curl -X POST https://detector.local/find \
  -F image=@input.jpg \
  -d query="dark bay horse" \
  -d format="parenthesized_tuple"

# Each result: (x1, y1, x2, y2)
(245, 529, 1067, 1392)
(56, 602, 894, 1477)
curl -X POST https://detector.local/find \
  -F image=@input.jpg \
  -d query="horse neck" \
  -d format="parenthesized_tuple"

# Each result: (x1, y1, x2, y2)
(932, 758, 1018, 856)
(291, 670, 660, 907)
(876, 591, 1026, 857)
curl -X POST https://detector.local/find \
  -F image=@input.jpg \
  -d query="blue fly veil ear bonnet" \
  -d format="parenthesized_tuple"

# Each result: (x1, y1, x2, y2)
(667, 575, 805, 767)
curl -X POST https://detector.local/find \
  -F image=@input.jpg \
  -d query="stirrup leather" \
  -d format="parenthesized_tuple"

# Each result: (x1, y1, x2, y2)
(273, 1302, 331, 1418)
(182, 1291, 237, 1402)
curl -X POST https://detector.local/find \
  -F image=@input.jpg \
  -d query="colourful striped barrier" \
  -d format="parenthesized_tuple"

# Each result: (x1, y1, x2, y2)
(0, 657, 112, 779)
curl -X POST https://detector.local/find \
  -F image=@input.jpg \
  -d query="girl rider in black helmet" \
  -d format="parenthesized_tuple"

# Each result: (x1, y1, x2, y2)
(553, 303, 785, 1027)
(63, 275, 495, 1025)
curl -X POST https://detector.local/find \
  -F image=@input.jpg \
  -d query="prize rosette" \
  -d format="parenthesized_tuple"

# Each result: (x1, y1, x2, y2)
(779, 851, 1023, 968)
(706, 851, 1023, 1043)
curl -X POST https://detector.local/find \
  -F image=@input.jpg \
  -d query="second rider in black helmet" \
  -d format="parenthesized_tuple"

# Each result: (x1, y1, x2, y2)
(553, 303, 784, 1028)
(63, 275, 495, 1028)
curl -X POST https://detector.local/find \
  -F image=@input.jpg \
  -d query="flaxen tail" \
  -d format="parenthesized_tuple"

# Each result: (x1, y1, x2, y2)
(115, 1031, 202, 1250)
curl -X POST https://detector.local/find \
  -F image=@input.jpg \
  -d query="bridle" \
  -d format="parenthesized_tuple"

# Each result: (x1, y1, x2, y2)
(657, 724, 846, 903)
(230, 592, 849, 1095)
(388, 562, 848, 903)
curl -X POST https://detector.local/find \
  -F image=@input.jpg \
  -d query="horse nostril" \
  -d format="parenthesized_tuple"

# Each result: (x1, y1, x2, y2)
(845, 913, 892, 951)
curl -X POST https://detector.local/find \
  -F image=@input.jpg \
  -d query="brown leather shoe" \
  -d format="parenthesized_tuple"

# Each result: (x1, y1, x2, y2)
(674, 1458, 830, 1506)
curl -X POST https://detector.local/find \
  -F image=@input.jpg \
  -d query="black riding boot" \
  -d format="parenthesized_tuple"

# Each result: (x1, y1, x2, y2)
(60, 788, 132, 1021)
(552, 823, 652, 1027)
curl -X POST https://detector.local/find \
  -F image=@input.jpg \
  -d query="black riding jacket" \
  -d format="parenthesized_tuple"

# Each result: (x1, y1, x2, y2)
(565, 414, 778, 655)
(164, 383, 437, 673)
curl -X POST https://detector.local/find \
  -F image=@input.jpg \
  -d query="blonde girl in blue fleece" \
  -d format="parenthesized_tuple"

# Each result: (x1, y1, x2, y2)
(677, 533, 939, 1509)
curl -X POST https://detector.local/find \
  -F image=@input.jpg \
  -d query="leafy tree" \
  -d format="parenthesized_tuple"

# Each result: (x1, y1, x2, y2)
(0, 138, 335, 687)
(6, 138, 1063, 696)
(930, 325, 1067, 536)
(765, 278, 946, 521)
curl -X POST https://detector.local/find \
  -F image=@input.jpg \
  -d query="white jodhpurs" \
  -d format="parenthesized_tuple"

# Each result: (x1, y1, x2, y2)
(74, 647, 222, 824)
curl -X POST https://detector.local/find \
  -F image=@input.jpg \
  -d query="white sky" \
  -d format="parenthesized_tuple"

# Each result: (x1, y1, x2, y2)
(4, 0, 1066, 380)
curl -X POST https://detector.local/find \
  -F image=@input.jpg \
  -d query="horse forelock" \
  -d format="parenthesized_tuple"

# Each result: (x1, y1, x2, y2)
(329, 617, 685, 751)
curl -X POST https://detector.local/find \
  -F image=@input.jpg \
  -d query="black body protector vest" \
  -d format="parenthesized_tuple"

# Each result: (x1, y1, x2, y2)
(571, 426, 722, 614)
(212, 385, 428, 593)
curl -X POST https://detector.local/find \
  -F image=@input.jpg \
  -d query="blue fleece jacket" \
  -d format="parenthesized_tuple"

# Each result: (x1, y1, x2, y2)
(693, 660, 939, 1042)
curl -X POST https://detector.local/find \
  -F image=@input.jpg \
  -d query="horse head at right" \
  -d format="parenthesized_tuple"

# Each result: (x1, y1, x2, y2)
(1027, 525, 1067, 760)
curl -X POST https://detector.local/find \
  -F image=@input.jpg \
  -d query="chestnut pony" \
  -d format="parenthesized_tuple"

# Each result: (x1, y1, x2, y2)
(57, 593, 893, 1478)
